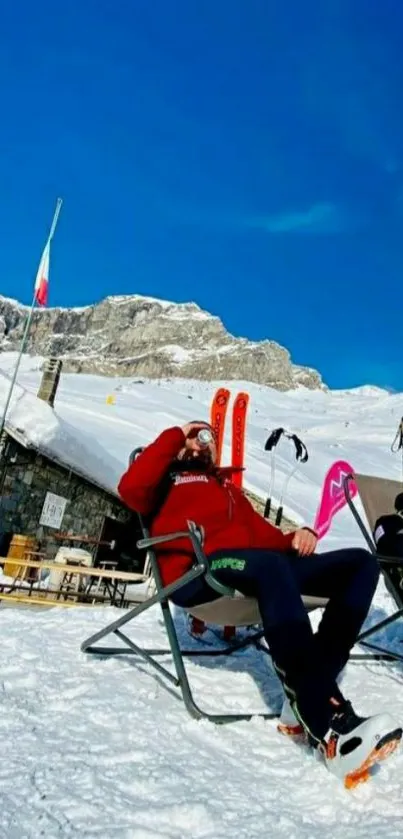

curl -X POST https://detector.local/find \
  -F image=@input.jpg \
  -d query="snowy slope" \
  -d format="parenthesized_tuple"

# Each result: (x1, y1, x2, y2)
(0, 354, 403, 837)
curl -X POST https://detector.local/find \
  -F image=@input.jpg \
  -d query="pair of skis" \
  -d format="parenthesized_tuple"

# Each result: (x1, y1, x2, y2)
(209, 387, 249, 489)
(187, 387, 249, 641)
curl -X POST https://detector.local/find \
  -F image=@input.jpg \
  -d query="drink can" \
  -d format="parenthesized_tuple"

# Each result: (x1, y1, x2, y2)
(197, 428, 214, 447)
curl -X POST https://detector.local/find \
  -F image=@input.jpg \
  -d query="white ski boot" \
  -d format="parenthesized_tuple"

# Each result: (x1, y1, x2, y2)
(318, 701, 402, 788)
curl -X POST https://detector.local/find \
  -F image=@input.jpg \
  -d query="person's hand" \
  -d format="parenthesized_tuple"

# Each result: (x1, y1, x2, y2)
(181, 422, 211, 452)
(291, 528, 318, 556)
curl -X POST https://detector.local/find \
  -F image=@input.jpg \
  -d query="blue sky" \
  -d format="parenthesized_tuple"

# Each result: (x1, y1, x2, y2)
(0, 0, 402, 390)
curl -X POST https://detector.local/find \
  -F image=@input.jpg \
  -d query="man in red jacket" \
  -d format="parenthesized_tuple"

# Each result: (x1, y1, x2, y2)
(119, 420, 401, 784)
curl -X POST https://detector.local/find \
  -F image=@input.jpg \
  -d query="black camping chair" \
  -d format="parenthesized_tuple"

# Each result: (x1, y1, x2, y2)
(344, 472, 403, 662)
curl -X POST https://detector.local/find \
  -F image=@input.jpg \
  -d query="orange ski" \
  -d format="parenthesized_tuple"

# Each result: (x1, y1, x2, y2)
(210, 387, 230, 466)
(231, 392, 249, 489)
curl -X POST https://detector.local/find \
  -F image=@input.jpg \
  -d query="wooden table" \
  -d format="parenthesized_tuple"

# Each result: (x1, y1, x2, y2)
(0, 556, 148, 608)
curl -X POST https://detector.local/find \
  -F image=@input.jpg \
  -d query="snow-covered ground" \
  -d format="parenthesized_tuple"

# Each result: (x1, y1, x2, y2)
(0, 354, 403, 837)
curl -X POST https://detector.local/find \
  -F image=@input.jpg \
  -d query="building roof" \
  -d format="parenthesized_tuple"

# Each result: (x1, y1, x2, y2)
(1, 374, 122, 497)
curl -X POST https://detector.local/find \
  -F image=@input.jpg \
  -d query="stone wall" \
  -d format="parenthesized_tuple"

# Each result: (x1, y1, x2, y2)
(0, 437, 129, 559)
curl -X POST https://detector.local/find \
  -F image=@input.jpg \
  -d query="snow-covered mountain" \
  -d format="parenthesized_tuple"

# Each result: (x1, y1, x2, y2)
(0, 293, 324, 390)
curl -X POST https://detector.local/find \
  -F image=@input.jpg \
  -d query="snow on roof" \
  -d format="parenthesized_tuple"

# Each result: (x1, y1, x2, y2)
(0, 372, 122, 496)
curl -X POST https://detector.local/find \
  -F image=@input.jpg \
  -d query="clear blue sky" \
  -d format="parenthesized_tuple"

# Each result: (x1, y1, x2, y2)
(0, 0, 402, 390)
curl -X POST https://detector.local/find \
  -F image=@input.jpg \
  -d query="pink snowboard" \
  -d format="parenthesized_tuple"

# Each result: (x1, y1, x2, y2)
(314, 460, 357, 539)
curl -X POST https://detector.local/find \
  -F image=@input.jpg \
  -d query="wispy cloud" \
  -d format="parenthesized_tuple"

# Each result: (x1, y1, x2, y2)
(164, 199, 359, 237)
(249, 202, 344, 234)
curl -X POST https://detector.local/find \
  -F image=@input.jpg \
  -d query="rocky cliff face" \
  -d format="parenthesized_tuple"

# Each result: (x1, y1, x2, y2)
(0, 294, 325, 390)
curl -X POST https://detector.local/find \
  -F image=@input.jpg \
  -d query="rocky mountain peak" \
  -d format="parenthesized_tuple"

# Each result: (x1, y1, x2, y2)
(0, 293, 325, 391)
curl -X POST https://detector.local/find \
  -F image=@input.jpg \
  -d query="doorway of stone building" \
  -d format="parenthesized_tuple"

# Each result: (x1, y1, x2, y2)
(95, 514, 147, 573)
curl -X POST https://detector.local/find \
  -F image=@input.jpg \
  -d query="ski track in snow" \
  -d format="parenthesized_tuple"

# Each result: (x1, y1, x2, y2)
(0, 358, 403, 836)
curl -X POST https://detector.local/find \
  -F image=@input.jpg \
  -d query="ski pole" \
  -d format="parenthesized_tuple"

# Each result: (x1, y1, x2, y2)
(263, 429, 308, 525)
(391, 418, 403, 481)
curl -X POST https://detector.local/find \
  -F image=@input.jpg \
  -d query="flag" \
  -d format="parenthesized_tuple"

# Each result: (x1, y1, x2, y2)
(313, 460, 357, 539)
(34, 239, 50, 307)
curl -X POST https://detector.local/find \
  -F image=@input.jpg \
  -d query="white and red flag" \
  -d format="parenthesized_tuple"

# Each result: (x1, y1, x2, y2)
(34, 239, 50, 307)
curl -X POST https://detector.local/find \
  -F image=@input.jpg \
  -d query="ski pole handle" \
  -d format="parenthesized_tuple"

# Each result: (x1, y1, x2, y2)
(275, 506, 283, 526)
(263, 498, 271, 519)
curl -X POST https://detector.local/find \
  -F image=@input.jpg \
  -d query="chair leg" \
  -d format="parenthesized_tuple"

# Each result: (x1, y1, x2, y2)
(160, 597, 277, 722)
(350, 646, 403, 662)
(353, 608, 403, 663)
(82, 592, 277, 723)
(358, 608, 403, 643)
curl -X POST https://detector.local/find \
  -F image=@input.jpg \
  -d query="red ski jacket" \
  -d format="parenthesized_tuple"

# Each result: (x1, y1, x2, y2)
(118, 426, 297, 585)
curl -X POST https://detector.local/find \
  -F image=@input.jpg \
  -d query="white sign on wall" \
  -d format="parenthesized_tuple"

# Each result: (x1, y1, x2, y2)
(39, 492, 68, 529)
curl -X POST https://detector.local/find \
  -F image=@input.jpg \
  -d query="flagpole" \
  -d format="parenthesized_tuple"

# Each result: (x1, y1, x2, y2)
(0, 197, 63, 445)
(48, 197, 63, 241)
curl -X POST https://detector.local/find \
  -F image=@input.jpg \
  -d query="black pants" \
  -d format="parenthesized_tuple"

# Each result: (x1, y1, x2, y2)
(171, 547, 380, 741)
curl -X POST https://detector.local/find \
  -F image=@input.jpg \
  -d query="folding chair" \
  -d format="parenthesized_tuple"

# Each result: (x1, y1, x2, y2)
(81, 511, 334, 723)
(344, 472, 403, 663)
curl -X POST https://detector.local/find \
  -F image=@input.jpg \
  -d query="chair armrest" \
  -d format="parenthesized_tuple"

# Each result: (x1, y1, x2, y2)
(137, 531, 191, 549)
(136, 521, 235, 599)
